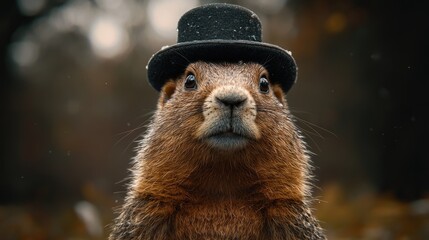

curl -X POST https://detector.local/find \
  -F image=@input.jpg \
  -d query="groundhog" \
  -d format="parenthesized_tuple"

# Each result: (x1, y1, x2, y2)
(110, 3, 326, 240)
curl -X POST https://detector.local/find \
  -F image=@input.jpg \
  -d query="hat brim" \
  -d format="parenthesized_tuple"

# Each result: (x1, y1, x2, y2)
(147, 40, 297, 92)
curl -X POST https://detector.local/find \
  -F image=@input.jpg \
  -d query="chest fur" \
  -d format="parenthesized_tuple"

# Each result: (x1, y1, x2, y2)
(174, 199, 263, 239)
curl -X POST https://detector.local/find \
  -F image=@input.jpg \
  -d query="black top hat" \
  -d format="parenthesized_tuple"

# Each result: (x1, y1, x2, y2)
(147, 3, 297, 93)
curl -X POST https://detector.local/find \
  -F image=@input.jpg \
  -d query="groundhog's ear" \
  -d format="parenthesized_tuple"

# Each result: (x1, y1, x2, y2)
(272, 84, 286, 105)
(158, 80, 176, 107)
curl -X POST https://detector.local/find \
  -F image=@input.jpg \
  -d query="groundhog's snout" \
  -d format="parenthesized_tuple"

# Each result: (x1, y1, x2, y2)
(215, 90, 248, 109)
(196, 85, 261, 150)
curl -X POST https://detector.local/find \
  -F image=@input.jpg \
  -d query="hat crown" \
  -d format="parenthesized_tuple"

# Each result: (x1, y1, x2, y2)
(177, 4, 262, 43)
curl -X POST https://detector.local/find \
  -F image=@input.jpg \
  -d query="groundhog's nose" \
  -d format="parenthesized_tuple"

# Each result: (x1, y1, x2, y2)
(215, 94, 247, 108)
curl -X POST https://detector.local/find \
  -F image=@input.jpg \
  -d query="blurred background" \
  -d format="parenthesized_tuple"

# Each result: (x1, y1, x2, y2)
(1, 0, 428, 239)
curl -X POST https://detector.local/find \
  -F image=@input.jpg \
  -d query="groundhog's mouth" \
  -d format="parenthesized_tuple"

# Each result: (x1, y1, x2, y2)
(209, 131, 246, 139)
(205, 129, 251, 150)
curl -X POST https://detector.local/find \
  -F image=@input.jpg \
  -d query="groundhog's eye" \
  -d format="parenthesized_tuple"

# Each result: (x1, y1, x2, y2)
(184, 74, 197, 90)
(259, 76, 269, 93)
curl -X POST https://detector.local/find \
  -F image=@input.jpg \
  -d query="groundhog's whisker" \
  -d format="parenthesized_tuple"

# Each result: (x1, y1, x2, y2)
(255, 105, 327, 150)
(260, 55, 275, 70)
(171, 49, 191, 65)
(115, 124, 146, 142)
(114, 111, 157, 153)
(255, 105, 284, 114)
(115, 111, 155, 138)
(296, 127, 323, 152)
(292, 115, 337, 138)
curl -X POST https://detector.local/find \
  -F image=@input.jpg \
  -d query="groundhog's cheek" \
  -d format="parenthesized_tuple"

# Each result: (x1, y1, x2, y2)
(239, 114, 261, 139)
(194, 109, 225, 139)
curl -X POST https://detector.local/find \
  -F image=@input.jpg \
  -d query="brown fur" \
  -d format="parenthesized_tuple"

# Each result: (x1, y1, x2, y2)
(110, 62, 326, 239)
